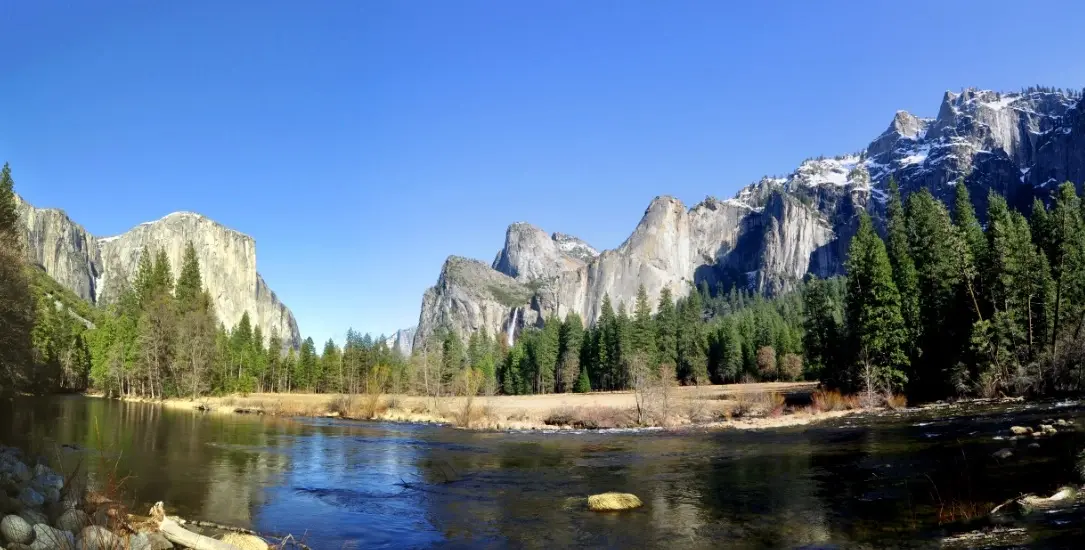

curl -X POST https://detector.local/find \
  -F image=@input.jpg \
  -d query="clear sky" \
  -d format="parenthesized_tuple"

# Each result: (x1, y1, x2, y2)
(2, 1, 1083, 346)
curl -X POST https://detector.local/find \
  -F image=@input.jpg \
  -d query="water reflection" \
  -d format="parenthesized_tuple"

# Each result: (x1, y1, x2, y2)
(2, 396, 1083, 549)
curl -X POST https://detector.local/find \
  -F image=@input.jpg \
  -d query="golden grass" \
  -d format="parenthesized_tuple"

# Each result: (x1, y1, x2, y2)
(587, 492, 643, 511)
(810, 389, 861, 412)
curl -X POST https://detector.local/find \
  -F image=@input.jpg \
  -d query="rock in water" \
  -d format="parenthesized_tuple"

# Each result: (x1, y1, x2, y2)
(992, 448, 1013, 460)
(28, 524, 73, 550)
(53, 511, 89, 535)
(16, 511, 46, 528)
(587, 492, 643, 512)
(1009, 426, 1032, 435)
(144, 532, 172, 550)
(125, 533, 152, 550)
(219, 533, 268, 550)
(1, 515, 34, 544)
(75, 526, 118, 550)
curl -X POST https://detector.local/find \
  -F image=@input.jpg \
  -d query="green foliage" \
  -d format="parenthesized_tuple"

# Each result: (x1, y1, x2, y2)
(845, 213, 909, 393)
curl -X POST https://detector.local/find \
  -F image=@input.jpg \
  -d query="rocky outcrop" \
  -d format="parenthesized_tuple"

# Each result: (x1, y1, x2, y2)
(414, 87, 1085, 348)
(384, 327, 416, 356)
(14, 196, 300, 349)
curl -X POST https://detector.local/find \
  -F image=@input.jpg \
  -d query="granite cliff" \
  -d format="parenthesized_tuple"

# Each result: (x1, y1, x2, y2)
(413, 87, 1085, 349)
(15, 196, 301, 349)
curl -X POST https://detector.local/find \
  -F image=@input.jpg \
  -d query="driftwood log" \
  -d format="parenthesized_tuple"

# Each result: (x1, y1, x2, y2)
(151, 502, 242, 550)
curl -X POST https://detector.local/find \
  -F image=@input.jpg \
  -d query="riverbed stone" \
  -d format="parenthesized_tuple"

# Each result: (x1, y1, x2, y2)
(125, 533, 151, 550)
(6, 464, 29, 485)
(587, 492, 643, 511)
(992, 448, 1013, 460)
(1009, 426, 1031, 435)
(30, 476, 62, 494)
(74, 526, 118, 550)
(28, 525, 72, 550)
(2, 515, 34, 544)
(16, 490, 43, 510)
(17, 511, 47, 527)
(53, 511, 89, 535)
(144, 532, 172, 550)
(219, 533, 268, 550)
(1027, 442, 1040, 449)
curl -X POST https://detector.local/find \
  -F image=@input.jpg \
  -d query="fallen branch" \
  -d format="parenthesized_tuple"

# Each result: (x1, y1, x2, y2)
(151, 502, 242, 550)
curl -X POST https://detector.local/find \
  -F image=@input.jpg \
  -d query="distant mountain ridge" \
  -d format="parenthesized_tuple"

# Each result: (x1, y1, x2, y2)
(14, 195, 301, 349)
(413, 87, 1085, 350)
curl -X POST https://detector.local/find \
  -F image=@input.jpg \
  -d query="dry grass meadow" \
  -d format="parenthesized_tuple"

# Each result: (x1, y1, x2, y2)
(97, 381, 874, 431)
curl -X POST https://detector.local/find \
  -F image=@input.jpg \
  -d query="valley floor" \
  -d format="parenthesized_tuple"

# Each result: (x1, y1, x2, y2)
(90, 381, 862, 431)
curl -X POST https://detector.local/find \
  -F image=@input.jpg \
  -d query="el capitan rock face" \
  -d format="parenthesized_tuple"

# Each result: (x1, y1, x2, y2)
(15, 196, 301, 349)
(413, 87, 1085, 349)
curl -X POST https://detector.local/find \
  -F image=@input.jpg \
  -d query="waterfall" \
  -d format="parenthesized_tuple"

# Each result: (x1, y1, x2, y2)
(506, 307, 521, 347)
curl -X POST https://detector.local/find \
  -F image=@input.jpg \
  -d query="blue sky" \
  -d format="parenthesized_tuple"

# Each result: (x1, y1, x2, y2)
(2, 1, 1083, 346)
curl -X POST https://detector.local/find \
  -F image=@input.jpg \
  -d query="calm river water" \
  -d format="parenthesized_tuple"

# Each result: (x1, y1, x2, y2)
(2, 396, 1084, 549)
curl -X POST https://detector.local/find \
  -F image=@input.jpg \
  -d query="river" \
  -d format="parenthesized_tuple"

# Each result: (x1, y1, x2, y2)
(2, 396, 1083, 549)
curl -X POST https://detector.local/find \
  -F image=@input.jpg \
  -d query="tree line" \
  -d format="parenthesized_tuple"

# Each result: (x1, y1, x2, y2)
(806, 179, 1085, 401)
(4, 160, 1084, 402)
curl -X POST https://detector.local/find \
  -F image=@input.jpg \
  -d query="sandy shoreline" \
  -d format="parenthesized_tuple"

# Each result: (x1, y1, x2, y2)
(83, 381, 872, 432)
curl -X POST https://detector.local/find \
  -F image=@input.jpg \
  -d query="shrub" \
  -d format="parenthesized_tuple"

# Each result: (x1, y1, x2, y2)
(757, 346, 777, 380)
(811, 389, 853, 412)
(885, 393, 907, 410)
(780, 354, 803, 381)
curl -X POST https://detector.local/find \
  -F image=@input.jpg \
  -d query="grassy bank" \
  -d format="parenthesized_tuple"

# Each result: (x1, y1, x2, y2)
(89, 381, 873, 431)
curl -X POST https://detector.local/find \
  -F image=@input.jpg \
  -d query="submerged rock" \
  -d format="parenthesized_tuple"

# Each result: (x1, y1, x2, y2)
(53, 511, 88, 535)
(587, 492, 643, 511)
(74, 526, 118, 550)
(28, 524, 73, 550)
(991, 448, 1013, 459)
(1, 514, 34, 544)
(219, 533, 268, 550)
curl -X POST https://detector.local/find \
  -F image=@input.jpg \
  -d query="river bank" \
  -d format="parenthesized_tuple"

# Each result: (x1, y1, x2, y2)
(87, 381, 871, 432)
(5, 394, 1085, 547)
(1, 444, 296, 550)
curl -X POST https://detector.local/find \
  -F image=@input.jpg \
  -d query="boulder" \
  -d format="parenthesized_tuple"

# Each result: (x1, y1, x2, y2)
(28, 524, 73, 550)
(126, 533, 151, 550)
(7, 464, 30, 485)
(992, 448, 1013, 460)
(1040, 424, 1057, 435)
(16, 491, 42, 511)
(53, 511, 89, 535)
(144, 532, 172, 550)
(587, 492, 643, 511)
(1009, 426, 1031, 435)
(30, 476, 62, 493)
(1, 515, 34, 545)
(18, 511, 47, 527)
(219, 533, 268, 550)
(74, 526, 118, 550)
(1055, 419, 1070, 427)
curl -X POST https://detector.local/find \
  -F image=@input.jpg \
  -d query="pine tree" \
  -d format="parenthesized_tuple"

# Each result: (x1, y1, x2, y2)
(953, 182, 987, 321)
(152, 249, 174, 296)
(845, 213, 909, 394)
(1045, 183, 1085, 357)
(0, 163, 17, 236)
(175, 242, 203, 314)
(907, 189, 963, 398)
(299, 337, 318, 392)
(886, 178, 920, 346)
(631, 285, 658, 367)
(133, 248, 156, 307)
(802, 276, 842, 384)
(655, 287, 678, 368)
(557, 313, 585, 392)
(595, 295, 616, 389)
(677, 290, 708, 384)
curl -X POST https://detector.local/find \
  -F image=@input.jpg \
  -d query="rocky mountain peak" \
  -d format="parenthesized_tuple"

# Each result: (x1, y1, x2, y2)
(414, 86, 1085, 349)
(15, 195, 300, 349)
